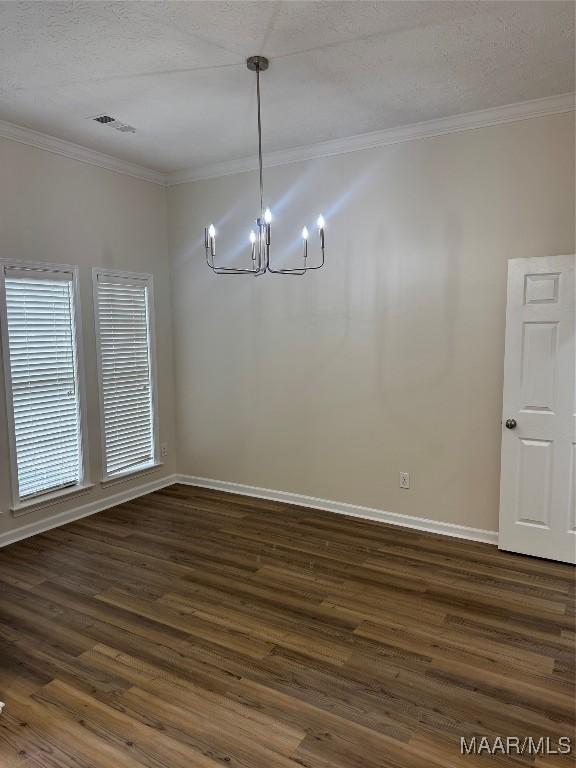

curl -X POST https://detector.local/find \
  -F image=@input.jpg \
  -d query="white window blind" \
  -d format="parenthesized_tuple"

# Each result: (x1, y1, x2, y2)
(95, 273, 156, 477)
(3, 269, 82, 499)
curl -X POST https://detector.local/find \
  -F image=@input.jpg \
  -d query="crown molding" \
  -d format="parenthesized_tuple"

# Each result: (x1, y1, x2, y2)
(167, 92, 576, 186)
(0, 119, 166, 185)
(0, 92, 573, 188)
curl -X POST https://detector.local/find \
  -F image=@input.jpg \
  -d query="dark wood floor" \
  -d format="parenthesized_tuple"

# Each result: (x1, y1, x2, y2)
(0, 484, 574, 767)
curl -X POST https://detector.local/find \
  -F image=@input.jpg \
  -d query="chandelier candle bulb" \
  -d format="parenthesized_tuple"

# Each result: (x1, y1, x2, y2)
(317, 215, 325, 249)
(302, 226, 309, 260)
(264, 208, 272, 245)
(207, 224, 216, 257)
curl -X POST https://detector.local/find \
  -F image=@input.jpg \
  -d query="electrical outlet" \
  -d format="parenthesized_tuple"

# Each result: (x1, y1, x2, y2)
(160, 442, 168, 458)
(399, 472, 410, 489)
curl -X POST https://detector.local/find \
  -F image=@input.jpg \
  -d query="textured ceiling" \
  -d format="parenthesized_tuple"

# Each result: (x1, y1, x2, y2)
(0, 1, 573, 173)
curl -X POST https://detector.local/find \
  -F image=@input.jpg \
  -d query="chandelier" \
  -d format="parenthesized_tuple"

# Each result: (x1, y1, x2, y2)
(205, 56, 325, 275)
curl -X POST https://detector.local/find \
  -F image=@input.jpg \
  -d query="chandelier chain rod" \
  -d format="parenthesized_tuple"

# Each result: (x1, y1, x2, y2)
(256, 64, 264, 218)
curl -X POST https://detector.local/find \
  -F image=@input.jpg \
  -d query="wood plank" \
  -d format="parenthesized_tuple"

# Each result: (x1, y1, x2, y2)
(0, 483, 574, 767)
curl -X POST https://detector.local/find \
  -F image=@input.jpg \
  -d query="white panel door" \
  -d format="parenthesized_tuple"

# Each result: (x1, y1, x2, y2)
(499, 255, 575, 563)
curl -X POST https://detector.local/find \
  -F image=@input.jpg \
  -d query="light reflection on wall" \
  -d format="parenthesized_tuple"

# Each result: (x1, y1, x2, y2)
(196, 160, 377, 272)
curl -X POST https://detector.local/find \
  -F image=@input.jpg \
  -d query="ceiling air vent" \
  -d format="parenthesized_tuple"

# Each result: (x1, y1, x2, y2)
(90, 115, 136, 133)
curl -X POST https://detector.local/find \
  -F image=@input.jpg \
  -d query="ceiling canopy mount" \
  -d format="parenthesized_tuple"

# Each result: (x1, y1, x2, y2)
(246, 55, 269, 72)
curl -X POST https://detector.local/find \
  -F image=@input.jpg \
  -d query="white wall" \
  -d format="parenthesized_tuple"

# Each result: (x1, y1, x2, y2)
(0, 138, 176, 542)
(168, 112, 575, 532)
(1, 112, 573, 541)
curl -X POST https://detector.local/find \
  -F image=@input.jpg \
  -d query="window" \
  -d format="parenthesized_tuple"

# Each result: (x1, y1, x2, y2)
(94, 270, 158, 480)
(0, 263, 87, 505)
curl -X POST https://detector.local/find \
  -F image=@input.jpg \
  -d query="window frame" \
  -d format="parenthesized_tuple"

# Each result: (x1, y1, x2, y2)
(0, 259, 91, 514)
(92, 268, 160, 485)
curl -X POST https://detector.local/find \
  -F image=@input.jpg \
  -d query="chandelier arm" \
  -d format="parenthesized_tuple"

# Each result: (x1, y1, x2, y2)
(301, 248, 325, 270)
(268, 271, 307, 275)
(209, 265, 262, 274)
(204, 226, 265, 273)
(267, 241, 325, 273)
(205, 250, 264, 274)
(267, 264, 308, 275)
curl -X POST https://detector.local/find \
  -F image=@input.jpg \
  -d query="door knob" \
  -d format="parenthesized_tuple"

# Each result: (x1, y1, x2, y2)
(505, 418, 517, 429)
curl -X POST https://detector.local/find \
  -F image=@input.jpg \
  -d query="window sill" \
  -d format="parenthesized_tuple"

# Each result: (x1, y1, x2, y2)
(100, 461, 164, 488)
(11, 483, 95, 517)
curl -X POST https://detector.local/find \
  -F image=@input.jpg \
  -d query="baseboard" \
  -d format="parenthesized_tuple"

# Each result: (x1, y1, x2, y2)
(1, 471, 498, 549)
(0, 473, 178, 549)
(175, 475, 499, 545)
